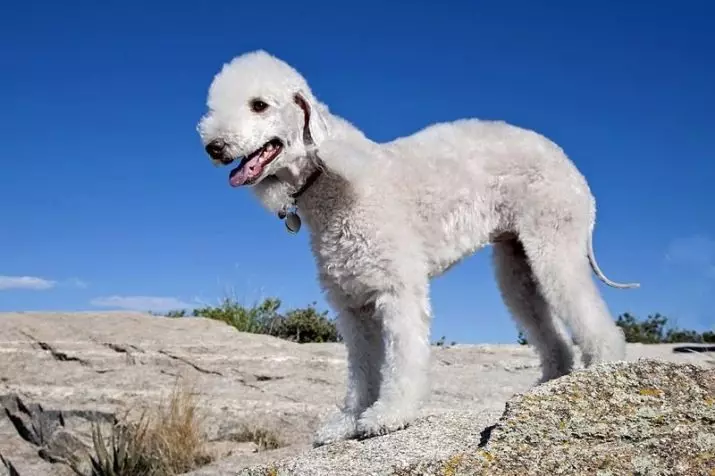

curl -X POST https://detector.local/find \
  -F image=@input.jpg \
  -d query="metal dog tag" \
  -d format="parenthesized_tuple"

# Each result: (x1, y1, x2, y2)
(285, 212, 302, 234)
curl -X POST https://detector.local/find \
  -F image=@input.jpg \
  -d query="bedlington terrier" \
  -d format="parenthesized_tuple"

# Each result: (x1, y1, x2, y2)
(196, 50, 640, 446)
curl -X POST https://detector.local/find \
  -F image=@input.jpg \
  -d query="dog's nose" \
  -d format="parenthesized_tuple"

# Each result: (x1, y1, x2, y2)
(205, 139, 226, 159)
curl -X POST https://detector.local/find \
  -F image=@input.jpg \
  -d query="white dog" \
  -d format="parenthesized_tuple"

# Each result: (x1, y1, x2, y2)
(197, 50, 639, 446)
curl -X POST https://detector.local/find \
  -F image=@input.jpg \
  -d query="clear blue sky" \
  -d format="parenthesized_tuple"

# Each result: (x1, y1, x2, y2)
(1, 0, 713, 343)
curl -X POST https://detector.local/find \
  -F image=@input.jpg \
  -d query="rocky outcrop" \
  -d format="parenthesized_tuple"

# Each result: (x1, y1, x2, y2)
(0, 311, 548, 474)
(236, 360, 714, 476)
(0, 312, 711, 475)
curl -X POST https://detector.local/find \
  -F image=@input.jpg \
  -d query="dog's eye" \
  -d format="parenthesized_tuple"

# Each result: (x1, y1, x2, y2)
(250, 99, 269, 113)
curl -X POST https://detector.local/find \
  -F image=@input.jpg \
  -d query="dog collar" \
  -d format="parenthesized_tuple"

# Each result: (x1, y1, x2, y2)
(278, 157, 324, 234)
(290, 167, 323, 201)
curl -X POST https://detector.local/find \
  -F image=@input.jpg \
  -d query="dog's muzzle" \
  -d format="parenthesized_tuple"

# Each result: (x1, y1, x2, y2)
(205, 139, 234, 165)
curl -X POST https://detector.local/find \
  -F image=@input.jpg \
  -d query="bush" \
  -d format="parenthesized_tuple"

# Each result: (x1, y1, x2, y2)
(616, 312, 714, 344)
(192, 298, 281, 334)
(266, 304, 340, 343)
(432, 336, 457, 347)
(517, 330, 528, 346)
(165, 298, 341, 344)
(615, 312, 667, 344)
(517, 312, 714, 345)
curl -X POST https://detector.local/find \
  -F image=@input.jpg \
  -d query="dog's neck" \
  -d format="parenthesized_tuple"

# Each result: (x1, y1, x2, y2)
(290, 155, 324, 202)
(274, 154, 324, 202)
(271, 153, 352, 233)
(299, 171, 353, 232)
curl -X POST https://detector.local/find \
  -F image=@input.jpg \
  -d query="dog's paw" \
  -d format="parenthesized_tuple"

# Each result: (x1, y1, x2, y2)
(312, 411, 359, 447)
(582, 329, 627, 368)
(537, 359, 574, 384)
(356, 404, 413, 439)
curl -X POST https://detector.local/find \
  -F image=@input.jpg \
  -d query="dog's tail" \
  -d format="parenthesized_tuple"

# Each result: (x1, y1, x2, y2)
(587, 227, 640, 289)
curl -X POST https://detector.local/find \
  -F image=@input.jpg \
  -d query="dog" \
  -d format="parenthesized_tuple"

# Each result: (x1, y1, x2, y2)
(197, 50, 639, 446)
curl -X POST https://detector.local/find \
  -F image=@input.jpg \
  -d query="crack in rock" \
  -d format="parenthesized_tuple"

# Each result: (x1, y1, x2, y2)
(255, 375, 285, 382)
(1, 394, 63, 447)
(0, 452, 21, 476)
(102, 342, 145, 354)
(36, 341, 89, 365)
(673, 345, 715, 353)
(20, 331, 89, 366)
(100, 342, 141, 365)
(1, 394, 116, 470)
(478, 423, 496, 447)
(236, 378, 264, 393)
(157, 350, 223, 376)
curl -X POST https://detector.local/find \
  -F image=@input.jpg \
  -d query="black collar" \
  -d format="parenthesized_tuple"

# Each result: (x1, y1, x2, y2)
(290, 158, 323, 201)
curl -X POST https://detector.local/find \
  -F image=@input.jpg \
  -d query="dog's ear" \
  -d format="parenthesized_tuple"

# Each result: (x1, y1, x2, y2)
(293, 92, 329, 150)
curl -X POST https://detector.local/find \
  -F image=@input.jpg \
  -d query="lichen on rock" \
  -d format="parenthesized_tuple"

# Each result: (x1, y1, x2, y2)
(437, 359, 715, 476)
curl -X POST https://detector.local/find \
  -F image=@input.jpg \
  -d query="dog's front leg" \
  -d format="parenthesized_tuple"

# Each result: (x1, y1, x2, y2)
(313, 304, 383, 446)
(357, 285, 432, 438)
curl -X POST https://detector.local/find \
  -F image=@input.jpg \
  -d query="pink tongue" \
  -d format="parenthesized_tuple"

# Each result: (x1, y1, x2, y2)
(229, 155, 262, 187)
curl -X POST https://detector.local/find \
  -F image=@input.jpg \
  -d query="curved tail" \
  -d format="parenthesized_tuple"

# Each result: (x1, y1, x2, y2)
(587, 231, 640, 289)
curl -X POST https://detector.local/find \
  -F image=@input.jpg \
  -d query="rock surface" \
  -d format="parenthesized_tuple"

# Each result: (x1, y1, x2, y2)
(235, 360, 715, 476)
(0, 311, 712, 475)
(471, 359, 715, 476)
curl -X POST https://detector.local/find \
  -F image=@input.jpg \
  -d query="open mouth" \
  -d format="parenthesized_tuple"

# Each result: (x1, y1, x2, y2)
(228, 138, 284, 187)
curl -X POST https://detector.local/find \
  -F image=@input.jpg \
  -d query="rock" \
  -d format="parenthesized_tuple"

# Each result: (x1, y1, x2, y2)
(464, 359, 715, 476)
(0, 311, 336, 475)
(673, 344, 715, 354)
(191, 410, 504, 476)
(238, 360, 714, 476)
(0, 312, 711, 475)
(0, 392, 99, 473)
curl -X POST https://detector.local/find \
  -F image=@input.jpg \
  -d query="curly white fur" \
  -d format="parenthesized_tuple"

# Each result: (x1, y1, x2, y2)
(197, 50, 640, 446)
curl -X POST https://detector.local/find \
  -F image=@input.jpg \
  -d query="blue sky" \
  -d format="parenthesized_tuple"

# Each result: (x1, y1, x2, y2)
(1, 0, 713, 343)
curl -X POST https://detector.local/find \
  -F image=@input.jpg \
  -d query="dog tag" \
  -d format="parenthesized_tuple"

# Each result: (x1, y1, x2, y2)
(285, 212, 302, 234)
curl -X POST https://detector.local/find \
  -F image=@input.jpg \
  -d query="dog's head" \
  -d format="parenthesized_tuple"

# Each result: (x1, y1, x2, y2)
(197, 50, 330, 187)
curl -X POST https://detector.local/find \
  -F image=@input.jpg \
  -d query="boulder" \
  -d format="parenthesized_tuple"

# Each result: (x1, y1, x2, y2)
(237, 360, 715, 476)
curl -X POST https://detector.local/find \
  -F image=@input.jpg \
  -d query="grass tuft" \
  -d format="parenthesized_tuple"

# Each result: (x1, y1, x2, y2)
(70, 380, 212, 476)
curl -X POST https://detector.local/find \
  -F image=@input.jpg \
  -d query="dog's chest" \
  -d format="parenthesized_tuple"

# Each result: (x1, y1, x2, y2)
(308, 214, 399, 302)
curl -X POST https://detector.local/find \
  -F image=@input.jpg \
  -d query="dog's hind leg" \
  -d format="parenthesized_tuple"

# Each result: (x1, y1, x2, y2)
(518, 228, 626, 367)
(313, 303, 384, 446)
(356, 281, 432, 438)
(492, 238, 575, 382)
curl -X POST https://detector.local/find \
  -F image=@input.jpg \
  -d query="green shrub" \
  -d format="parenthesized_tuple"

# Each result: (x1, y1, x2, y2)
(432, 336, 457, 347)
(192, 297, 280, 334)
(267, 304, 340, 343)
(517, 312, 713, 345)
(165, 298, 340, 344)
(164, 310, 187, 318)
(517, 330, 528, 346)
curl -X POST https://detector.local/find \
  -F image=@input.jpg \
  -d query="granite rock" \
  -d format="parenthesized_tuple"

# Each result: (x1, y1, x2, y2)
(0, 312, 711, 475)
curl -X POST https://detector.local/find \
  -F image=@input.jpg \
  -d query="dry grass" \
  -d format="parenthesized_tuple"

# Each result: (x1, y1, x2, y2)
(146, 380, 213, 472)
(226, 424, 284, 451)
(70, 379, 213, 476)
